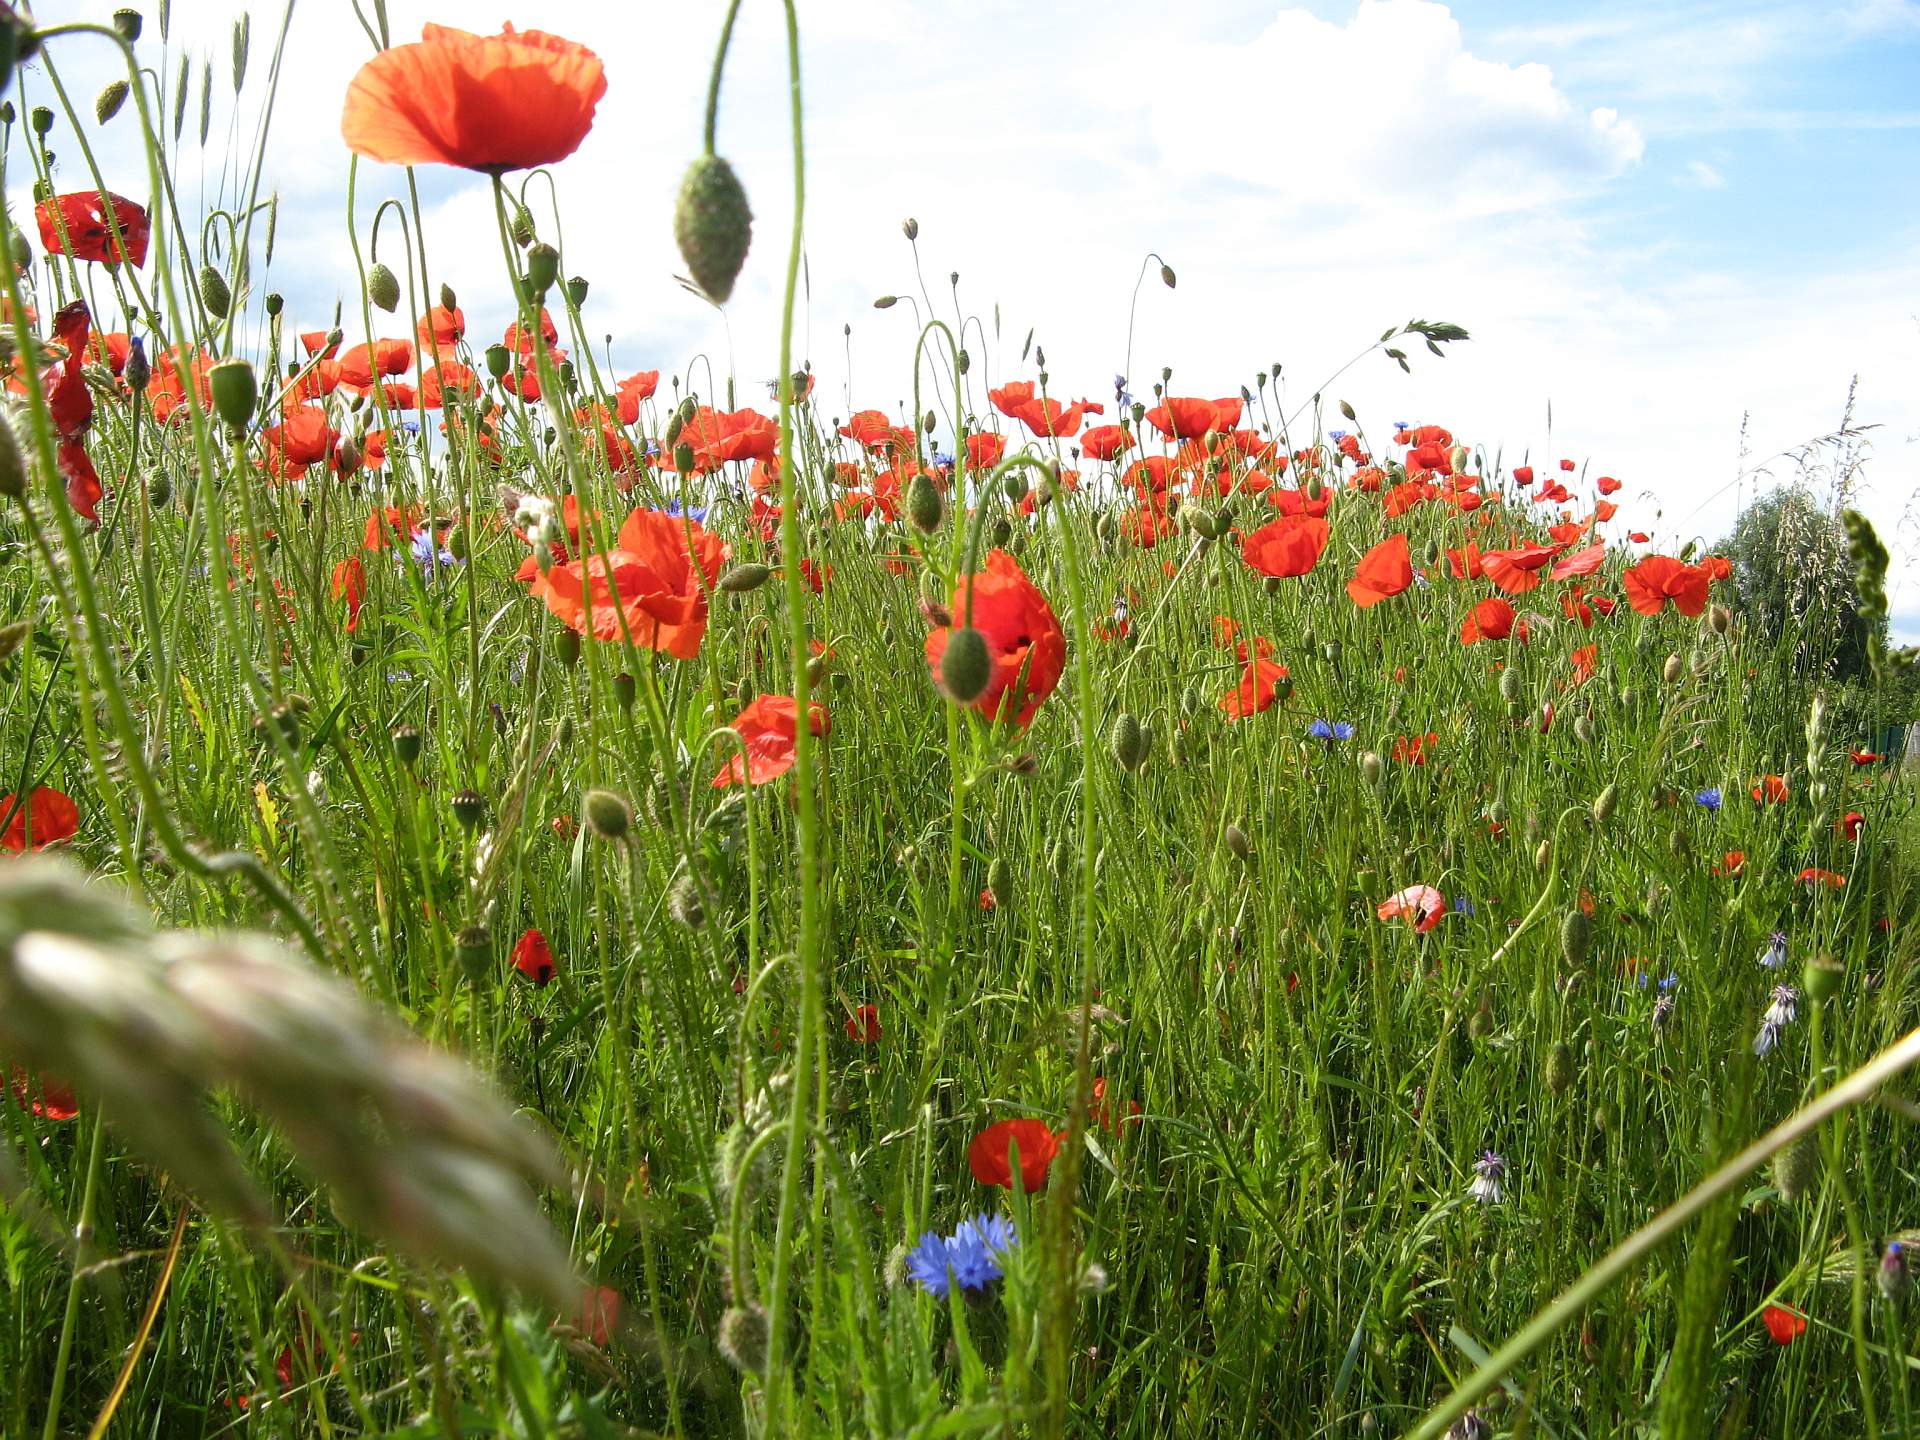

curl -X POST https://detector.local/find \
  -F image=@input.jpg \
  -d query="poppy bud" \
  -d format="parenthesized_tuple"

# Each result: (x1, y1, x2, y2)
(0, 618, 28, 661)
(1573, 714, 1595, 745)
(1535, 839, 1551, 871)
(956, 348, 971, 375)
(368, 261, 400, 313)
(8, 227, 29, 270)
(207, 358, 256, 430)
(1592, 783, 1618, 825)
(1708, 603, 1731, 635)
(1467, 994, 1494, 1040)
(872, 294, 898, 310)
(113, 8, 144, 40)
(1499, 668, 1523, 704)
(148, 469, 171, 507)
(510, 202, 536, 248)
(450, 789, 486, 831)
(0, 415, 25, 501)
(334, 436, 361, 475)
(1182, 502, 1220, 540)
(668, 873, 706, 930)
(1110, 713, 1147, 773)
(674, 443, 695, 475)
(1559, 910, 1591, 965)
(1322, 641, 1341, 664)
(905, 471, 943, 534)
(525, 242, 559, 300)
(199, 264, 232, 318)
(902, 217, 919, 240)
(1803, 953, 1844, 1004)
(1545, 1041, 1576, 1096)
(456, 924, 492, 985)
(439, 282, 457, 313)
(1662, 653, 1683, 685)
(939, 626, 991, 704)
(674, 154, 754, 305)
(1619, 686, 1636, 708)
(1339, 399, 1357, 423)
(1160, 263, 1176, 289)
(1449, 445, 1469, 474)
(989, 518, 1013, 547)
(555, 628, 580, 669)
(1225, 824, 1252, 862)
(96, 79, 130, 124)
(718, 1303, 770, 1375)
(1002, 472, 1029, 504)
(1773, 1136, 1819, 1204)
(718, 563, 772, 593)
(1360, 750, 1383, 785)
(583, 788, 633, 840)
(391, 724, 422, 767)
(566, 275, 588, 308)
(987, 857, 1012, 907)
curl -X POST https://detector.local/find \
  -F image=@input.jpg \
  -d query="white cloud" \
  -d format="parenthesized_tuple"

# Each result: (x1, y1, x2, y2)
(1681, 159, 1727, 187)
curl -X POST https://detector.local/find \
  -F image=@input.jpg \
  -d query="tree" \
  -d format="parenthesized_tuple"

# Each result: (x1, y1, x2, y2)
(1718, 485, 1878, 684)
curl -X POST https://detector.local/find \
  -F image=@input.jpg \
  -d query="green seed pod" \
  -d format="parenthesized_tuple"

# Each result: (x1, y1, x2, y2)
(674, 153, 754, 305)
(1773, 1136, 1820, 1204)
(95, 79, 130, 124)
(455, 924, 492, 986)
(207, 358, 256, 430)
(566, 275, 588, 308)
(583, 788, 632, 840)
(391, 724, 422, 767)
(198, 264, 231, 318)
(1002, 471, 1029, 504)
(1592, 782, 1618, 824)
(717, 1303, 770, 1375)
(989, 518, 1013, 548)
(1225, 824, 1252, 862)
(674, 443, 696, 475)
(262, 291, 283, 318)
(1545, 1041, 1576, 1096)
(1499, 667, 1523, 703)
(112, 8, 144, 41)
(1803, 953, 1844, 1004)
(0, 413, 24, 500)
(1110, 712, 1148, 773)
(556, 628, 581, 669)
(986, 857, 1012, 907)
(718, 563, 772, 594)
(906, 471, 943, 533)
(368, 261, 400, 313)
(1321, 640, 1341, 664)
(30, 106, 53, 136)
(525, 241, 559, 299)
(1559, 909, 1591, 965)
(484, 342, 510, 380)
(939, 627, 991, 703)
(450, 788, 486, 831)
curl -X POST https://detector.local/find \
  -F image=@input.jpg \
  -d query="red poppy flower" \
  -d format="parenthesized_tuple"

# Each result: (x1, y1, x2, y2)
(341, 23, 607, 173)
(968, 1117, 1061, 1192)
(682, 406, 779, 469)
(924, 550, 1066, 729)
(1761, 1304, 1807, 1346)
(1714, 850, 1746, 877)
(262, 406, 338, 479)
(9, 1069, 78, 1121)
(1481, 543, 1560, 595)
(1347, 533, 1414, 608)
(1461, 597, 1517, 645)
(542, 508, 729, 656)
(1080, 424, 1134, 462)
(415, 304, 466, 356)
(1623, 556, 1710, 617)
(420, 363, 476, 409)
(844, 1004, 881, 1043)
(1014, 396, 1099, 439)
(1146, 396, 1239, 440)
(987, 381, 1037, 418)
(1, 787, 80, 851)
(331, 556, 366, 632)
(1596, 475, 1621, 494)
(1393, 732, 1439, 765)
(512, 927, 556, 985)
(1090, 1076, 1143, 1134)
(1752, 774, 1789, 804)
(1798, 868, 1845, 890)
(35, 191, 149, 267)
(1377, 885, 1445, 933)
(1837, 811, 1864, 841)
(1850, 750, 1883, 766)
(966, 431, 1007, 469)
(613, 370, 660, 425)
(1549, 542, 1606, 582)
(1220, 657, 1291, 720)
(337, 339, 414, 392)
(1242, 514, 1329, 579)
(575, 1285, 621, 1348)
(713, 693, 830, 788)
(1628, 531, 1651, 544)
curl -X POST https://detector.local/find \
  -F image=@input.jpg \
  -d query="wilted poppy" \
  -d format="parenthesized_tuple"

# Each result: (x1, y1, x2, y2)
(1, 788, 80, 852)
(330, 556, 366, 632)
(924, 550, 1066, 729)
(342, 23, 607, 173)
(713, 693, 830, 788)
(512, 927, 556, 985)
(968, 1117, 1060, 1192)
(1347, 533, 1413, 608)
(35, 191, 149, 267)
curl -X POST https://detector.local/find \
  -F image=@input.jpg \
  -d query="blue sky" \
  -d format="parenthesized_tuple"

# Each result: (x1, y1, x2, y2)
(26, 0, 1920, 637)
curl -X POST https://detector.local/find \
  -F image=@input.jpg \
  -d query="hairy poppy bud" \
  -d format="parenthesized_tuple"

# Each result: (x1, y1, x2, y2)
(583, 788, 632, 840)
(1339, 399, 1357, 423)
(906, 471, 943, 534)
(1559, 910, 1590, 964)
(902, 217, 919, 241)
(956, 348, 970, 375)
(334, 436, 361, 475)
(1803, 953, 1844, 1004)
(718, 1303, 770, 1375)
(986, 857, 1012, 907)
(0, 414, 25, 500)
(555, 629, 581, 669)
(1002, 471, 1028, 504)
(368, 261, 400, 313)
(1773, 1136, 1819, 1204)
(0, 618, 28, 661)
(1110, 713, 1148, 773)
(1499, 667, 1523, 704)
(1182, 502, 1221, 540)
(450, 789, 486, 831)
(438, 282, 457, 313)
(525, 241, 559, 300)
(1535, 839, 1552, 871)
(391, 724, 422, 767)
(673, 443, 695, 475)
(95, 79, 130, 125)
(1225, 823, 1252, 862)
(207, 358, 256, 430)
(198, 264, 232, 318)
(456, 924, 492, 985)
(1360, 750, 1383, 785)
(8, 227, 29, 270)
(1708, 603, 1731, 635)
(674, 154, 754, 305)
(668, 873, 706, 930)
(1160, 262, 1176, 289)
(1545, 1041, 1576, 1096)
(939, 626, 991, 704)
(718, 563, 771, 594)
(112, 8, 144, 40)
(1467, 994, 1494, 1040)
(1449, 445, 1469, 474)
(148, 469, 171, 507)
(1592, 782, 1618, 824)
(1662, 653, 1683, 685)
(510, 202, 535, 248)
(1573, 714, 1595, 744)
(989, 518, 1013, 548)
(873, 294, 898, 310)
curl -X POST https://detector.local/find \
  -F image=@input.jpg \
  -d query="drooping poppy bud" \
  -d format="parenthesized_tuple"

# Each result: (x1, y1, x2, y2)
(95, 80, 130, 124)
(1545, 1042, 1576, 1096)
(199, 264, 232, 317)
(674, 154, 754, 305)
(1110, 712, 1147, 773)
(525, 242, 559, 301)
(938, 626, 991, 703)
(368, 261, 400, 312)
(718, 563, 772, 594)
(905, 471, 942, 534)
(1773, 1136, 1819, 1204)
(1560, 910, 1591, 964)
(583, 787, 632, 840)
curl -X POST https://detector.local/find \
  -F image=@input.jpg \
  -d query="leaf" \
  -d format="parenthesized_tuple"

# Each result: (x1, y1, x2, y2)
(253, 781, 278, 834)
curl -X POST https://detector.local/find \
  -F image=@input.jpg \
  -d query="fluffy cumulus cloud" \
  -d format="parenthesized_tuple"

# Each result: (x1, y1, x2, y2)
(1149, 1, 1643, 216)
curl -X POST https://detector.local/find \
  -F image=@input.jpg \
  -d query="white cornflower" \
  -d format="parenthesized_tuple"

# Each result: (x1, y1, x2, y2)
(1468, 1150, 1507, 1205)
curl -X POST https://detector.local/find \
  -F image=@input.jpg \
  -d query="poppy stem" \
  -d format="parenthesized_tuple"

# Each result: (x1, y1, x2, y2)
(701, 0, 748, 156)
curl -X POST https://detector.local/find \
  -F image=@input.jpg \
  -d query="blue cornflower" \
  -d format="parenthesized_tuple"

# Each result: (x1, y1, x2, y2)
(1114, 374, 1132, 408)
(1759, 931, 1788, 970)
(904, 1231, 956, 1299)
(904, 1213, 1016, 1298)
(1695, 787, 1722, 812)
(1453, 897, 1476, 916)
(410, 527, 457, 574)
(663, 497, 709, 524)
(1329, 429, 1348, 443)
(1308, 719, 1355, 742)
(1393, 420, 1410, 432)
(401, 419, 421, 435)
(931, 450, 956, 469)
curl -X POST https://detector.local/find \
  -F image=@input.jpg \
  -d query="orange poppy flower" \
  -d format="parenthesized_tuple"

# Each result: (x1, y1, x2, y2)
(1220, 657, 1291, 720)
(968, 1118, 1060, 1192)
(714, 694, 829, 788)
(1623, 556, 1710, 617)
(1460, 597, 1517, 645)
(1347, 533, 1413, 608)
(924, 550, 1066, 729)
(1713, 850, 1746, 877)
(341, 23, 607, 173)
(542, 508, 729, 657)
(1, 787, 80, 851)
(1752, 774, 1789, 804)
(1241, 514, 1329, 579)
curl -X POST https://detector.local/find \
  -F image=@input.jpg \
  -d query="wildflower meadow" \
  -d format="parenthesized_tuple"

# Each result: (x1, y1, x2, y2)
(3, 5, 1919, 1438)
